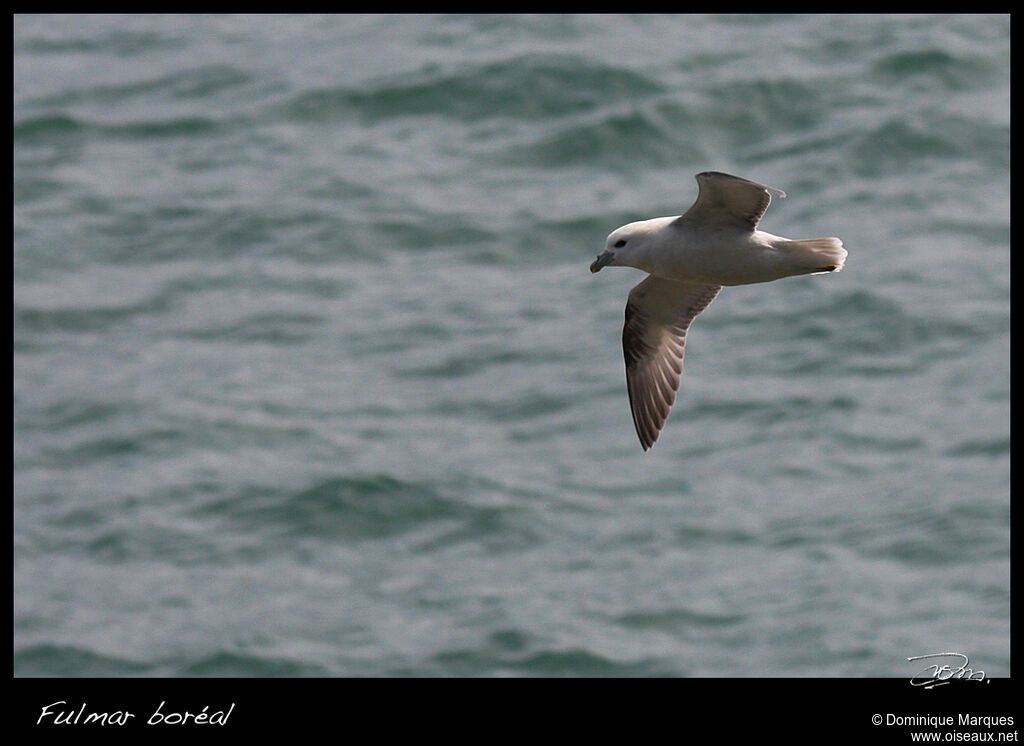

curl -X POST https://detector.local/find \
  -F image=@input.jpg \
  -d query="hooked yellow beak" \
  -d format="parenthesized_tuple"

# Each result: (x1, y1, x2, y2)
(590, 250, 614, 273)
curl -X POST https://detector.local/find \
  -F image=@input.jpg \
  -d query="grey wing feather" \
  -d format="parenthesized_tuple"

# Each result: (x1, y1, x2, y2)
(674, 171, 785, 231)
(622, 276, 721, 450)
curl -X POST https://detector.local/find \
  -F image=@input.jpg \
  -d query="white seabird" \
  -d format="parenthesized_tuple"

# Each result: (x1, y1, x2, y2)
(590, 171, 847, 451)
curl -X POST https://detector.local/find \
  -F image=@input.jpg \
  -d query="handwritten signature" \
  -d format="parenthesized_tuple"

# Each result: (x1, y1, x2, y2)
(907, 652, 986, 688)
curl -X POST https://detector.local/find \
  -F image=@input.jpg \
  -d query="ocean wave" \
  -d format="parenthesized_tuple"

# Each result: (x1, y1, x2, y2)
(499, 106, 703, 168)
(279, 54, 662, 124)
(870, 48, 1002, 91)
(15, 296, 172, 335)
(192, 474, 500, 543)
(14, 111, 223, 142)
(173, 311, 324, 345)
(18, 26, 185, 57)
(15, 644, 154, 677)
(25, 64, 252, 108)
(179, 651, 328, 677)
(720, 288, 982, 376)
(426, 644, 675, 677)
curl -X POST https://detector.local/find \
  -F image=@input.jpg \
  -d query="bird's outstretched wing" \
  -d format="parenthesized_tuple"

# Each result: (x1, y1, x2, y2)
(674, 171, 786, 231)
(622, 276, 721, 450)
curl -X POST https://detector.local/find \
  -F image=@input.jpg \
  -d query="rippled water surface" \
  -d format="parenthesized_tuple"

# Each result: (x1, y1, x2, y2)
(14, 14, 1009, 677)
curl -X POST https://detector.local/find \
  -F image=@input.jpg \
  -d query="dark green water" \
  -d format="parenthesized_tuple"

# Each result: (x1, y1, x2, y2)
(14, 14, 1009, 677)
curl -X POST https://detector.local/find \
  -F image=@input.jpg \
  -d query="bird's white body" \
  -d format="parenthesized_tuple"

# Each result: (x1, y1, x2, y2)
(604, 216, 844, 286)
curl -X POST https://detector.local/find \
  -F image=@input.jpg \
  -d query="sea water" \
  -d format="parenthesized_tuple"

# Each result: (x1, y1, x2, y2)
(14, 14, 1009, 677)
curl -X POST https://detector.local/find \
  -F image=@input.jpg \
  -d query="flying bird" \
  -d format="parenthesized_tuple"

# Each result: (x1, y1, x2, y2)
(590, 171, 847, 451)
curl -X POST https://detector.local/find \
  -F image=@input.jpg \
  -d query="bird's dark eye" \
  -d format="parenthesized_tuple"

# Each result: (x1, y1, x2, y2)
(614, 239, 627, 248)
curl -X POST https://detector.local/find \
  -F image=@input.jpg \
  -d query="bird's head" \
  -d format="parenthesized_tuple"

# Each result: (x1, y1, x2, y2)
(590, 219, 667, 273)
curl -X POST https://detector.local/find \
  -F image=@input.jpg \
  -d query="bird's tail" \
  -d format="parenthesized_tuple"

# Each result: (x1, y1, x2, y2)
(780, 237, 847, 275)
